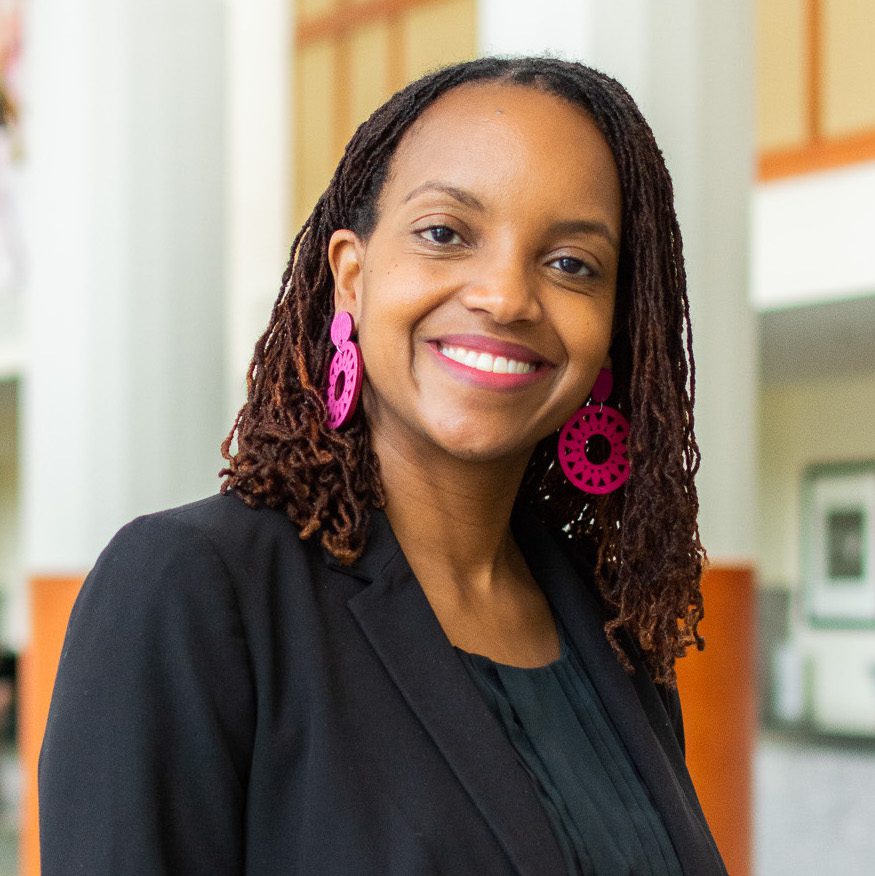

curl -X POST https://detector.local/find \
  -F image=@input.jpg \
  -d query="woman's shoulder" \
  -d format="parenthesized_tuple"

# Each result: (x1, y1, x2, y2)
(103, 491, 308, 570)
(78, 492, 318, 627)
(112, 490, 295, 553)
(42, 498, 261, 868)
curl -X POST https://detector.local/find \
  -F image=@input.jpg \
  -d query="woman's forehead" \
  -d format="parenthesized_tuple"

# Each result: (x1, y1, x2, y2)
(378, 81, 621, 230)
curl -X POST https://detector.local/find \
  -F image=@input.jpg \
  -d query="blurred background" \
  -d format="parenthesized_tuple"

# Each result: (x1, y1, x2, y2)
(1, 0, 874, 873)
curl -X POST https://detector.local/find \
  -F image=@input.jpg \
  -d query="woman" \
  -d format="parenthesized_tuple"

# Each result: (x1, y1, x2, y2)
(40, 57, 726, 874)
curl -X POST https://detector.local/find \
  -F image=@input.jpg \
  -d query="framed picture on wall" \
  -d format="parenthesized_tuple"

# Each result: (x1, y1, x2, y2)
(803, 462, 875, 627)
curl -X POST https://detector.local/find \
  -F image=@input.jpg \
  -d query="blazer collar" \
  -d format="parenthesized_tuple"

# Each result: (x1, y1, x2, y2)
(330, 508, 725, 875)
(337, 510, 564, 875)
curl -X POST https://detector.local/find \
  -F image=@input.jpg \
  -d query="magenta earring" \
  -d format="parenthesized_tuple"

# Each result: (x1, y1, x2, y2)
(557, 368, 630, 494)
(325, 311, 364, 429)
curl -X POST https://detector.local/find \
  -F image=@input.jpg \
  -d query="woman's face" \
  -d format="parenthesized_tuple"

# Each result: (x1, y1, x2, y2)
(329, 82, 621, 468)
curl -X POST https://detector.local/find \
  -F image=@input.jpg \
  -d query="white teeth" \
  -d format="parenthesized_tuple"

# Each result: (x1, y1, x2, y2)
(438, 344, 537, 375)
(475, 352, 492, 371)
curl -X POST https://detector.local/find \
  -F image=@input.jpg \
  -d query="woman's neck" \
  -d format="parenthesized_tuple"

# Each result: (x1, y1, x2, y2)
(372, 427, 530, 597)
(371, 424, 563, 666)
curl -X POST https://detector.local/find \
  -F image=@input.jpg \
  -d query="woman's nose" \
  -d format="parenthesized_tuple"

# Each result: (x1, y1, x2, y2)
(458, 255, 543, 324)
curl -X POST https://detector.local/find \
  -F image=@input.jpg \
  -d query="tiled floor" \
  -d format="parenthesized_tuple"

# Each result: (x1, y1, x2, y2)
(0, 749, 18, 876)
(0, 825, 15, 876)
(754, 732, 875, 875)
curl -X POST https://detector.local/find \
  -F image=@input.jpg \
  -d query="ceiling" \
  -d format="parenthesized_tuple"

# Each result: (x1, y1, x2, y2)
(759, 293, 875, 383)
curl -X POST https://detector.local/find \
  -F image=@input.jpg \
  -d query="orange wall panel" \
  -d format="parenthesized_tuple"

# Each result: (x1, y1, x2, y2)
(676, 565, 757, 876)
(19, 576, 83, 876)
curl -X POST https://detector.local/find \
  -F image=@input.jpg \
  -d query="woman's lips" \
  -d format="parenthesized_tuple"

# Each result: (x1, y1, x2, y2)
(426, 335, 554, 390)
(432, 333, 548, 365)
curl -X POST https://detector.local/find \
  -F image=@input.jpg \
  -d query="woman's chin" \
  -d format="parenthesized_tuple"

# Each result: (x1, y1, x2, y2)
(421, 423, 536, 468)
(365, 400, 545, 470)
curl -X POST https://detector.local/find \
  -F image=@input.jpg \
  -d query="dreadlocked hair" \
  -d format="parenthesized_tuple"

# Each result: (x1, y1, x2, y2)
(221, 56, 706, 686)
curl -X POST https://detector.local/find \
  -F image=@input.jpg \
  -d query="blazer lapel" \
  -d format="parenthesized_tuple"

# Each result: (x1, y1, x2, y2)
(339, 511, 565, 876)
(512, 511, 726, 875)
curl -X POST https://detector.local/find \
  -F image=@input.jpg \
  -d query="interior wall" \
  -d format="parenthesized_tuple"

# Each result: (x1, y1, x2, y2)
(756, 0, 807, 152)
(752, 160, 875, 309)
(294, 0, 477, 230)
(756, 0, 875, 177)
(0, 379, 20, 646)
(758, 368, 875, 589)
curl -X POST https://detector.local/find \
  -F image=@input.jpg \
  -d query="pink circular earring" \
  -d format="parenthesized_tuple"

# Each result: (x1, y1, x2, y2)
(557, 368, 630, 494)
(325, 311, 363, 429)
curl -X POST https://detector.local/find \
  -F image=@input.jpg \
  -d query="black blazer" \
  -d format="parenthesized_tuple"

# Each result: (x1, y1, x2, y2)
(39, 493, 726, 875)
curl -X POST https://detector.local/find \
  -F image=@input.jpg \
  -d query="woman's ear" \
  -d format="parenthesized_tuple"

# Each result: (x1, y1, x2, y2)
(328, 229, 366, 321)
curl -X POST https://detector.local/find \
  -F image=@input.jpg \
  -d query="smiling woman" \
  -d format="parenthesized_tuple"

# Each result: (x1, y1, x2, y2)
(328, 84, 619, 506)
(39, 58, 726, 875)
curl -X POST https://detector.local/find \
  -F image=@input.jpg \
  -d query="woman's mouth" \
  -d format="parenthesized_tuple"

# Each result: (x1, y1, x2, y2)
(427, 335, 552, 390)
(436, 344, 538, 375)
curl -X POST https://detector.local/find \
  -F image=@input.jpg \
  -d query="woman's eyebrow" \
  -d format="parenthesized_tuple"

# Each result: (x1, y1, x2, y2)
(402, 181, 485, 210)
(402, 183, 617, 250)
(550, 219, 619, 251)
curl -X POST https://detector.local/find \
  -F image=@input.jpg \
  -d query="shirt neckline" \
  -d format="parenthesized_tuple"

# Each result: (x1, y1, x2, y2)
(453, 623, 569, 672)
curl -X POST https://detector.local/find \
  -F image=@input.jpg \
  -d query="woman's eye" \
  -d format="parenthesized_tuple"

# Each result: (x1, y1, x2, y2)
(551, 256, 593, 277)
(420, 225, 461, 245)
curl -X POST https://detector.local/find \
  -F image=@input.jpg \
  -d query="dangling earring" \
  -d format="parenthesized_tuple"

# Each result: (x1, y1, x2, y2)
(325, 311, 364, 429)
(557, 368, 630, 494)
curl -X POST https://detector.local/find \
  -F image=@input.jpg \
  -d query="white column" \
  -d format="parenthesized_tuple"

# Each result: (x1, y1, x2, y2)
(19, 0, 230, 608)
(226, 0, 292, 420)
(478, 0, 757, 563)
(478, 0, 589, 59)
(642, 1, 758, 564)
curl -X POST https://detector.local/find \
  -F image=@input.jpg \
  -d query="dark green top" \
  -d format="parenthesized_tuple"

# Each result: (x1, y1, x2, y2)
(455, 625, 683, 876)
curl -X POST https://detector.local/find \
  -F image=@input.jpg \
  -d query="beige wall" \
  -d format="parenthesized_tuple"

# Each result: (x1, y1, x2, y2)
(822, 0, 875, 137)
(757, 0, 875, 170)
(758, 369, 875, 588)
(756, 0, 807, 151)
